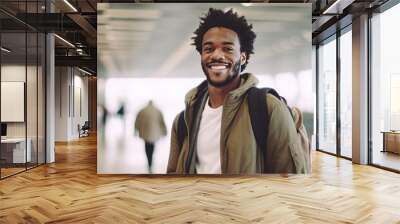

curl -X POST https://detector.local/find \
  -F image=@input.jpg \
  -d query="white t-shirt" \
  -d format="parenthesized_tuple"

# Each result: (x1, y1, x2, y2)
(196, 98, 222, 174)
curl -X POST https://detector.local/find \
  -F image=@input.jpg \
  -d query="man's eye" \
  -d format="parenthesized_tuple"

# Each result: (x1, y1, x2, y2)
(203, 48, 212, 52)
(224, 47, 233, 52)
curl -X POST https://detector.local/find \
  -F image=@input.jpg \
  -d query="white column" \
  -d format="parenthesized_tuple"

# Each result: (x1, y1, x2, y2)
(46, 33, 55, 163)
(45, 0, 55, 163)
(55, 67, 72, 141)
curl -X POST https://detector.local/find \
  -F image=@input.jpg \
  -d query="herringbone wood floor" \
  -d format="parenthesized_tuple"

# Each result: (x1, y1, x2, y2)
(1, 134, 400, 223)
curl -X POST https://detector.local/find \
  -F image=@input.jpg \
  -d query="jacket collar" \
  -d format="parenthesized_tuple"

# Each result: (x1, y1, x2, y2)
(184, 73, 259, 105)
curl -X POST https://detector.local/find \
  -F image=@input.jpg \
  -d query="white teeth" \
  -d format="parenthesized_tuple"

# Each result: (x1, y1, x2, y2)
(211, 65, 227, 70)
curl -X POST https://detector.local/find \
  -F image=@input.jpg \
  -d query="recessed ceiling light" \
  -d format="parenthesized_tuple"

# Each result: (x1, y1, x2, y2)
(241, 3, 254, 7)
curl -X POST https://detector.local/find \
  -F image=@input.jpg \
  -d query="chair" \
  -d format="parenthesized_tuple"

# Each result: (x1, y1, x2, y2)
(79, 121, 90, 138)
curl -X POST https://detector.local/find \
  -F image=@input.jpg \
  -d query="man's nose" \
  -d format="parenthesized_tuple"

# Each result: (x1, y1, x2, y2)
(210, 48, 225, 61)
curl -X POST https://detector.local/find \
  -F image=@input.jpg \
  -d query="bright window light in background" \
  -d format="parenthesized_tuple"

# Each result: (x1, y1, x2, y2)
(297, 69, 313, 112)
(255, 72, 313, 112)
(381, 4, 400, 130)
(339, 28, 352, 158)
(318, 37, 337, 154)
(257, 74, 275, 89)
(390, 74, 400, 130)
(274, 72, 298, 106)
(370, 2, 400, 170)
(391, 76, 400, 113)
(241, 3, 255, 7)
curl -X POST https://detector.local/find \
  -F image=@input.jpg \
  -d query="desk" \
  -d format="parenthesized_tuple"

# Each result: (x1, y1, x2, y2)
(1, 138, 31, 163)
(382, 131, 400, 154)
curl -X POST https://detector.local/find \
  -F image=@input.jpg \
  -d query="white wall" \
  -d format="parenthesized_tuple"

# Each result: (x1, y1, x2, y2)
(1, 66, 26, 129)
(55, 67, 89, 141)
(55, 67, 68, 141)
(1, 64, 46, 163)
(1, 65, 36, 138)
(71, 73, 89, 138)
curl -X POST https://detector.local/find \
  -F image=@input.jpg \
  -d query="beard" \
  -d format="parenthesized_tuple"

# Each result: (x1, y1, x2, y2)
(201, 59, 242, 88)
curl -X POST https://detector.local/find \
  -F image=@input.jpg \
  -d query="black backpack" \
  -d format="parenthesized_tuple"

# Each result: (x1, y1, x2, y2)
(176, 87, 294, 172)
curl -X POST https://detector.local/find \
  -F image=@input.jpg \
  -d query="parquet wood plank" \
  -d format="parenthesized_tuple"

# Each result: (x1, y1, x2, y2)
(0, 134, 399, 223)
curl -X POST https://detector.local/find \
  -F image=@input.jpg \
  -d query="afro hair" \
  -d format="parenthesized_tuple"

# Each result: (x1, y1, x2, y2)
(192, 8, 256, 72)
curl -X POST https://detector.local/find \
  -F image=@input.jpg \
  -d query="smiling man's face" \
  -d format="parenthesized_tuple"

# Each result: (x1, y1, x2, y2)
(201, 27, 246, 88)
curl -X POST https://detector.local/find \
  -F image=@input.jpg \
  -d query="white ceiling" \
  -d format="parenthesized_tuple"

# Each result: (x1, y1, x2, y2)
(98, 3, 311, 78)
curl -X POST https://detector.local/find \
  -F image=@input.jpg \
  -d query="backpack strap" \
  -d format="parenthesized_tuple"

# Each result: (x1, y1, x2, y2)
(248, 87, 293, 172)
(250, 87, 293, 118)
(247, 87, 269, 156)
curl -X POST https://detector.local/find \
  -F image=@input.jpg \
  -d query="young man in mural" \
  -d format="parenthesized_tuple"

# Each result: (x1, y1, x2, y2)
(167, 8, 310, 174)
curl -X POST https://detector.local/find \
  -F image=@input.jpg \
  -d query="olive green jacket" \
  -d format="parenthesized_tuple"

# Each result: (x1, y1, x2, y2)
(167, 73, 307, 174)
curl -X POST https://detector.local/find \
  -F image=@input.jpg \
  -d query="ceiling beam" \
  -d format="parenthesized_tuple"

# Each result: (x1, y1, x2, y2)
(67, 13, 97, 43)
(55, 55, 96, 72)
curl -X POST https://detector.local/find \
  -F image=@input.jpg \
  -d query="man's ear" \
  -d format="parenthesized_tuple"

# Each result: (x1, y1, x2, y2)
(240, 53, 247, 65)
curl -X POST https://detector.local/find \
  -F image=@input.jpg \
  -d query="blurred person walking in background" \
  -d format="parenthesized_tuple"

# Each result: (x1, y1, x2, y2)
(135, 100, 167, 173)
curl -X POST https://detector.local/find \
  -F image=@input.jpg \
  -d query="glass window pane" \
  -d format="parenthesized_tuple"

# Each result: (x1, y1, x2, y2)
(1, 1, 46, 179)
(26, 0, 39, 169)
(371, 3, 400, 171)
(1, 30, 27, 177)
(340, 28, 352, 158)
(318, 36, 337, 154)
(27, 31, 38, 169)
(38, 32, 45, 165)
